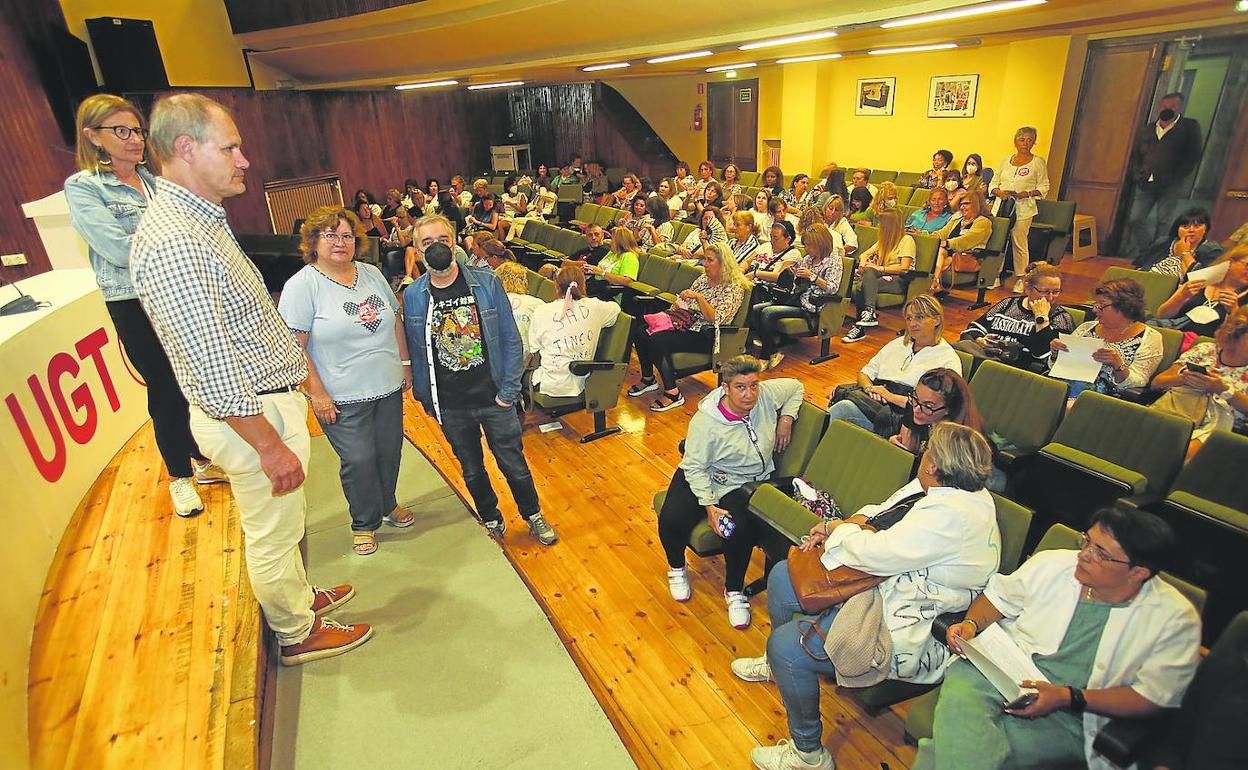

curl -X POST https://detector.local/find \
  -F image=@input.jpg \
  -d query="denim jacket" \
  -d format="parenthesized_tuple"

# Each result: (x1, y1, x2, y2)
(64, 165, 158, 301)
(402, 265, 524, 420)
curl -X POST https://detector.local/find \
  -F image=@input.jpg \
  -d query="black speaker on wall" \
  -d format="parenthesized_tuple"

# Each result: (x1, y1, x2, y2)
(85, 17, 169, 93)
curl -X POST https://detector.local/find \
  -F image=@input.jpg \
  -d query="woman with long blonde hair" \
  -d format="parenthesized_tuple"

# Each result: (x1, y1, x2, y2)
(842, 210, 916, 344)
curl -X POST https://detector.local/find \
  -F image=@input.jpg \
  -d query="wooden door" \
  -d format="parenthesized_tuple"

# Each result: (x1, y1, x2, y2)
(1211, 98, 1248, 242)
(1061, 42, 1160, 253)
(707, 79, 757, 170)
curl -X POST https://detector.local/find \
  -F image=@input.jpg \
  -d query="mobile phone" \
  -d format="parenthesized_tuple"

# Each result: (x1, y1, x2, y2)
(1004, 691, 1038, 711)
(1185, 363, 1208, 375)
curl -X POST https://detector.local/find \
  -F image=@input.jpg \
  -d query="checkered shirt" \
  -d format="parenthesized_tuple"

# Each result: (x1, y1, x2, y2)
(130, 178, 307, 419)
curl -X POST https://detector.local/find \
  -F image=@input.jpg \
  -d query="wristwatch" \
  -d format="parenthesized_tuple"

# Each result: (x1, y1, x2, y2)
(1068, 686, 1087, 713)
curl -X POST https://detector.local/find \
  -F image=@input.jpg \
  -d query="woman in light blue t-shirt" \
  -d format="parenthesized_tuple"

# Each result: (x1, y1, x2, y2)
(278, 206, 414, 556)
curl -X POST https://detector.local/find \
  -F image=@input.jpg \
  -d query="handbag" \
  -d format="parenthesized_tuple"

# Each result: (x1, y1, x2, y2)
(1152, 387, 1211, 424)
(643, 307, 695, 335)
(951, 252, 981, 273)
(787, 491, 925, 613)
(830, 381, 914, 437)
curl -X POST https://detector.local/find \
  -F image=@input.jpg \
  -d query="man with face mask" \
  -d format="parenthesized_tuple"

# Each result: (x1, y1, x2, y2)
(1123, 92, 1203, 259)
(402, 215, 558, 546)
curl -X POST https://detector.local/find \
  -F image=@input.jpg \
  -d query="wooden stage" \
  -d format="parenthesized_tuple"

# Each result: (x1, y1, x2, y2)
(27, 256, 1115, 770)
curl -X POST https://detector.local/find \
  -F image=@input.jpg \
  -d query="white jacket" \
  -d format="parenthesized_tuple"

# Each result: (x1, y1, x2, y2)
(528, 296, 620, 397)
(823, 478, 1001, 684)
(984, 550, 1202, 770)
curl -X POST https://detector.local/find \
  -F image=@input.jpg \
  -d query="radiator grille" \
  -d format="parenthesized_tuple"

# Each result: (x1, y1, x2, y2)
(263, 174, 343, 235)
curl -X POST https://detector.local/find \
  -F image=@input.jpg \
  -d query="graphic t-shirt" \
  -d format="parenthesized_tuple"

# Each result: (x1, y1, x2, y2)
(429, 272, 497, 408)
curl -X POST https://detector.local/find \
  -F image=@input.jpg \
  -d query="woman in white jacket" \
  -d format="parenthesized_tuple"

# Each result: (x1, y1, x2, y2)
(658, 355, 804, 630)
(736, 423, 1001, 770)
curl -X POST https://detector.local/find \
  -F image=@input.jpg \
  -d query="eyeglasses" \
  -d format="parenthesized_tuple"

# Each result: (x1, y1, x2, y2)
(94, 125, 146, 140)
(909, 394, 947, 415)
(320, 232, 357, 244)
(1030, 287, 1062, 297)
(1078, 532, 1132, 566)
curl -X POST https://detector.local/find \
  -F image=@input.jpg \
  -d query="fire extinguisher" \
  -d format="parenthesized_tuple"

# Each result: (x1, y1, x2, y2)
(693, 103, 703, 131)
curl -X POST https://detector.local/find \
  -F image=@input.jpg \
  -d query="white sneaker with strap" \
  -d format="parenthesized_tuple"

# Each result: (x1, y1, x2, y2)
(726, 591, 752, 629)
(750, 739, 835, 770)
(169, 477, 204, 518)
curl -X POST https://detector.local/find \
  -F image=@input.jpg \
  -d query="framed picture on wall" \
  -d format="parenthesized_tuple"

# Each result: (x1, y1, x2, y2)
(928, 74, 979, 118)
(855, 77, 896, 116)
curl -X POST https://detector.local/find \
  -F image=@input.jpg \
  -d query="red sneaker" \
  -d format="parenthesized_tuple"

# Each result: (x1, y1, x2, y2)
(311, 584, 355, 616)
(280, 618, 373, 666)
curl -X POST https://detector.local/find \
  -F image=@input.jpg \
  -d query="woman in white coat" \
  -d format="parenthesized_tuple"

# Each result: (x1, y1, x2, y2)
(736, 423, 1002, 770)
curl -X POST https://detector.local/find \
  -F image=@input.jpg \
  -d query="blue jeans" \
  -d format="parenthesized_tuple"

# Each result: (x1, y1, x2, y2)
(439, 402, 541, 523)
(765, 560, 840, 753)
(826, 398, 874, 431)
(318, 390, 404, 531)
(1122, 182, 1174, 260)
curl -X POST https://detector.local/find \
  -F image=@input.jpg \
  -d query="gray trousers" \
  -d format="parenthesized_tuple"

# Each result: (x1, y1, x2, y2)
(855, 265, 905, 311)
(318, 389, 405, 532)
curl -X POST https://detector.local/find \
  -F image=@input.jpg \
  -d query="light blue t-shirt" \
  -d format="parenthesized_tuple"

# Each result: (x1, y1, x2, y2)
(906, 207, 953, 234)
(278, 262, 403, 404)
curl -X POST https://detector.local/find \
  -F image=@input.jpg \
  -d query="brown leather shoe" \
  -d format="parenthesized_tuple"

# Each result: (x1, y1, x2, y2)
(311, 584, 355, 616)
(280, 618, 373, 666)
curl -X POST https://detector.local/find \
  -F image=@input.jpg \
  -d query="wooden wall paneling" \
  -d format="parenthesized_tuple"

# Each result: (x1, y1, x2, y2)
(223, 0, 423, 34)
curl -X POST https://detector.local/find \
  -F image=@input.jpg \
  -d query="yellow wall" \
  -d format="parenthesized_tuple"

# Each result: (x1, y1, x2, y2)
(606, 74, 709, 169)
(60, 0, 251, 87)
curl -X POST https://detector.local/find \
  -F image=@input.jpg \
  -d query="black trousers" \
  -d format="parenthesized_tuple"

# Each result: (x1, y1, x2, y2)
(658, 468, 774, 592)
(633, 327, 711, 390)
(106, 299, 205, 477)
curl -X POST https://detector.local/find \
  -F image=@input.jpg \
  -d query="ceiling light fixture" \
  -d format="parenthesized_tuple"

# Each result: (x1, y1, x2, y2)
(466, 80, 525, 90)
(582, 62, 630, 72)
(706, 62, 757, 72)
(880, 0, 1046, 29)
(775, 53, 843, 64)
(867, 43, 959, 55)
(647, 50, 713, 64)
(738, 30, 837, 50)
(395, 79, 458, 90)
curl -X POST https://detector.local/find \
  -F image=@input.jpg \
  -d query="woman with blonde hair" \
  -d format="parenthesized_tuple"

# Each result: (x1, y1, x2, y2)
(858, 180, 900, 226)
(64, 93, 225, 518)
(585, 226, 641, 302)
(842, 210, 917, 344)
(495, 261, 542, 356)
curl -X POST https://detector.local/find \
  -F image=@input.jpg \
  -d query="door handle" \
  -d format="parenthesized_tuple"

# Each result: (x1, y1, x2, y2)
(1229, 190, 1248, 199)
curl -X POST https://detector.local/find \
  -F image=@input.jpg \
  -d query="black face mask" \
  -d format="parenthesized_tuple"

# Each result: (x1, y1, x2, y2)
(424, 242, 454, 272)
(1158, 108, 1177, 122)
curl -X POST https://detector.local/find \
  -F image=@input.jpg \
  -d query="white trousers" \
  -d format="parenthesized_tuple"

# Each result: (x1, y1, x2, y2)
(189, 391, 314, 646)
(1011, 215, 1035, 277)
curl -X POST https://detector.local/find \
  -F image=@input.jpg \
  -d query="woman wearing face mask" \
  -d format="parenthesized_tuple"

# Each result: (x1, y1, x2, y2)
(919, 150, 954, 189)
(1153, 244, 1248, 338)
(992, 126, 1050, 293)
(961, 153, 992, 194)
(859, 181, 900, 226)
(942, 170, 968, 209)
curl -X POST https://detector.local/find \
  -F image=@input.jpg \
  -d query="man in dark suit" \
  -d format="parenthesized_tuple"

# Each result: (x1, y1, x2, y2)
(1122, 92, 1203, 259)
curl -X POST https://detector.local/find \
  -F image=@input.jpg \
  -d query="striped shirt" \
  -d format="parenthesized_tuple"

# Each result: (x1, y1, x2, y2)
(130, 178, 307, 419)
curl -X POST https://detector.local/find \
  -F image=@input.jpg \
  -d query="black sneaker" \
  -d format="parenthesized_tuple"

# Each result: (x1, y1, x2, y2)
(483, 517, 507, 539)
(526, 513, 558, 545)
(857, 309, 879, 327)
(841, 325, 867, 344)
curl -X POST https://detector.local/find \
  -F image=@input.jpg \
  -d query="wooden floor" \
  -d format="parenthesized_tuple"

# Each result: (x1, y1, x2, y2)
(26, 254, 1117, 770)
(404, 256, 1118, 770)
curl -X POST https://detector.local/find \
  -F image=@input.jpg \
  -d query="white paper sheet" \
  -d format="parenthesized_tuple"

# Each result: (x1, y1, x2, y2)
(1186, 261, 1230, 285)
(1049, 334, 1104, 382)
(960, 623, 1049, 704)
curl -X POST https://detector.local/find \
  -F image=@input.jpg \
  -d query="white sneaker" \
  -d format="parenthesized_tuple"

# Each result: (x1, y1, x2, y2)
(192, 460, 229, 485)
(726, 591, 752, 629)
(750, 739, 835, 770)
(169, 477, 204, 518)
(668, 568, 691, 602)
(731, 655, 772, 682)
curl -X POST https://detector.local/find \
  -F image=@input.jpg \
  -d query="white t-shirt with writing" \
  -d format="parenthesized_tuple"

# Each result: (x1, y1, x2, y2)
(508, 292, 544, 356)
(528, 297, 621, 396)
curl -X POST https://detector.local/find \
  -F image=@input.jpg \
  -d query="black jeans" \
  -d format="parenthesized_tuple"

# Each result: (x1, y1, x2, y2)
(633, 327, 711, 391)
(658, 468, 772, 592)
(752, 302, 812, 357)
(106, 299, 205, 477)
(438, 403, 541, 523)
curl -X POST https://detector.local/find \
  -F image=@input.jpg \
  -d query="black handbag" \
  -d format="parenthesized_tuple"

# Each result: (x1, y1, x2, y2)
(830, 381, 914, 437)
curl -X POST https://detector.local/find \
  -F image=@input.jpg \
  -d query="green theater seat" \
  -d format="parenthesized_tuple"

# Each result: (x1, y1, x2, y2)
(531, 314, 635, 443)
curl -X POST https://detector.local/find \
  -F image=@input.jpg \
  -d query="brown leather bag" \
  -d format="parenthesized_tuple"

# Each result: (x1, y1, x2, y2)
(786, 545, 886, 613)
(951, 252, 980, 273)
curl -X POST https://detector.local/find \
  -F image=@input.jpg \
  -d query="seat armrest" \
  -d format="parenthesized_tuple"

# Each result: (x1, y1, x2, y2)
(930, 610, 968, 643)
(569, 360, 616, 375)
(1092, 712, 1176, 768)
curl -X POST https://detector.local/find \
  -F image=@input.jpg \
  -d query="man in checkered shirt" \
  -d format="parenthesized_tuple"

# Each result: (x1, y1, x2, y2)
(130, 94, 372, 666)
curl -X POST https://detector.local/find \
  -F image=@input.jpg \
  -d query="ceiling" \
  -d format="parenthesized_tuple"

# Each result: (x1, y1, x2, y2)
(235, 0, 1241, 89)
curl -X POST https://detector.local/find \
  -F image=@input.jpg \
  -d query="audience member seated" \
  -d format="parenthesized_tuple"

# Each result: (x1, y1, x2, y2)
(780, 174, 814, 212)
(889, 367, 983, 454)
(553, 165, 579, 189)
(585, 227, 640, 302)
(402, 178, 425, 212)
(858, 181, 900, 226)
(500, 178, 529, 224)
(356, 199, 388, 239)
(641, 196, 674, 249)
(611, 173, 640, 209)
(674, 161, 696, 194)
(1153, 244, 1248, 336)
(745, 220, 801, 281)
(906, 187, 953, 234)
(380, 187, 403, 222)
(831, 293, 961, 434)
(850, 167, 877, 199)
(465, 230, 502, 269)
(657, 178, 685, 218)
(961, 153, 993, 195)
(380, 205, 414, 287)
(438, 190, 466, 235)
(529, 263, 622, 396)
(450, 175, 472, 207)
(1137, 208, 1225, 277)
(539, 224, 610, 278)
(820, 194, 858, 256)
(822, 168, 850, 205)
(750, 223, 845, 367)
(918, 149, 955, 190)
(675, 208, 728, 261)
(842, 211, 917, 345)
(914, 507, 1201, 770)
(693, 160, 716, 200)
(583, 161, 610, 202)
(619, 194, 648, 233)
(1149, 304, 1248, 461)
(425, 178, 441, 211)
(463, 193, 500, 248)
(721, 162, 744, 199)
(769, 196, 801, 232)
(533, 164, 553, 191)
(728, 210, 763, 265)
(353, 188, 382, 217)
(495, 261, 542, 358)
(1049, 277, 1162, 400)
(723, 192, 752, 222)
(956, 262, 1075, 369)
(470, 177, 489, 203)
(659, 355, 804, 629)
(942, 170, 968, 209)
(761, 165, 784, 196)
(751, 189, 773, 232)
(738, 423, 1001, 770)
(847, 186, 874, 223)
(697, 181, 725, 220)
(930, 193, 993, 295)
(628, 242, 749, 411)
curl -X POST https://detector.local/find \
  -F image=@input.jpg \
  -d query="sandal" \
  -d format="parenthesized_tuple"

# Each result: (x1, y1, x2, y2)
(384, 507, 415, 528)
(352, 531, 378, 556)
(628, 378, 659, 397)
(650, 391, 686, 412)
